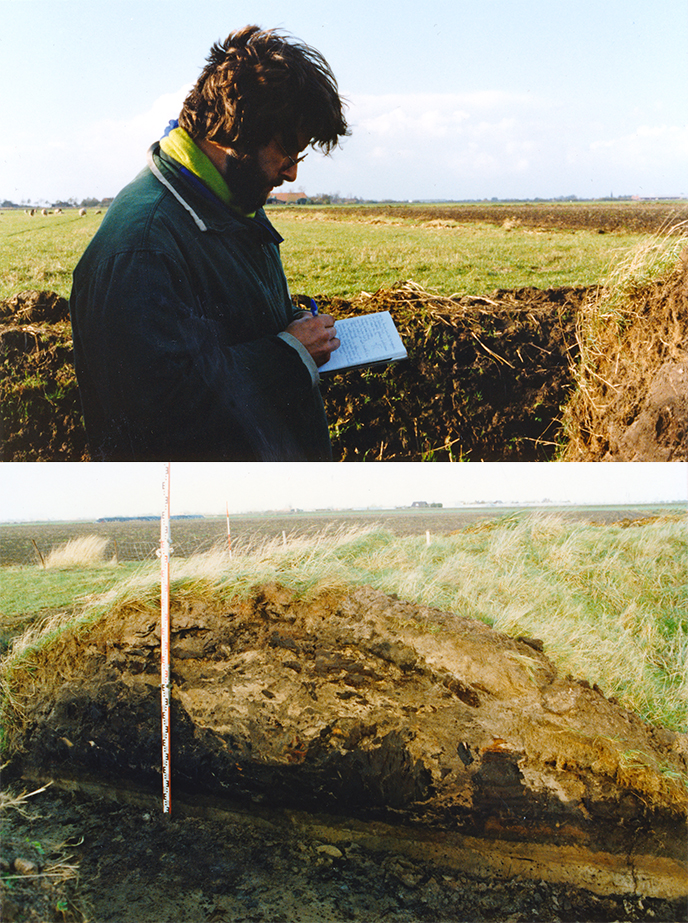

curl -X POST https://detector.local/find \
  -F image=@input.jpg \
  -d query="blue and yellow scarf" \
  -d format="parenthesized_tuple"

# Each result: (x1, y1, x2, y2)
(160, 122, 255, 217)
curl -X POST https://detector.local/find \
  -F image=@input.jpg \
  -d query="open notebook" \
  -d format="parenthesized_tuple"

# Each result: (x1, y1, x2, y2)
(318, 311, 407, 374)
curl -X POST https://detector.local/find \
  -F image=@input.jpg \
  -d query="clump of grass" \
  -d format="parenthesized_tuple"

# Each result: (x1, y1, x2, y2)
(43, 535, 111, 569)
(560, 220, 688, 459)
(3, 514, 686, 731)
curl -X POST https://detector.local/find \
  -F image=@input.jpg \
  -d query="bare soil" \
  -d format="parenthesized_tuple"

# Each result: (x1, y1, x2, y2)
(3, 584, 686, 922)
(2, 264, 686, 461)
(2, 784, 685, 923)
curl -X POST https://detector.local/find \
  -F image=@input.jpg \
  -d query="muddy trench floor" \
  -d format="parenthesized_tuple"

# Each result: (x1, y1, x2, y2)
(2, 783, 685, 923)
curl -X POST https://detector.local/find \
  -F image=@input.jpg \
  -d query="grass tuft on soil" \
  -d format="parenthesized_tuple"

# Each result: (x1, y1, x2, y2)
(42, 535, 112, 570)
(2, 513, 686, 742)
(560, 220, 688, 460)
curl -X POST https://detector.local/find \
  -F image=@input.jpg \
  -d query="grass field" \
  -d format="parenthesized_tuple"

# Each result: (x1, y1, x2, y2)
(275, 210, 649, 298)
(2, 509, 685, 732)
(0, 203, 676, 302)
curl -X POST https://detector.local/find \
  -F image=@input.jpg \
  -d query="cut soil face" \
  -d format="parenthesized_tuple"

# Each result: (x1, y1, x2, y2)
(315, 285, 586, 460)
(0, 291, 88, 461)
(5, 584, 687, 921)
(2, 784, 685, 923)
(561, 258, 688, 461)
(2, 275, 685, 461)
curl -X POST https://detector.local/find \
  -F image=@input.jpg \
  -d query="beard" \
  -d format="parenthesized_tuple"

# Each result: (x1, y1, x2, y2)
(220, 153, 274, 214)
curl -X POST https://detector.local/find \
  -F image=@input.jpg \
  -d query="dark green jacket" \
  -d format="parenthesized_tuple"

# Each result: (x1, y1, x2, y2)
(69, 144, 332, 461)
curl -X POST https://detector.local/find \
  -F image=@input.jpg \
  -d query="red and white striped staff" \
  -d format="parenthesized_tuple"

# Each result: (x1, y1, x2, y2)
(159, 462, 172, 814)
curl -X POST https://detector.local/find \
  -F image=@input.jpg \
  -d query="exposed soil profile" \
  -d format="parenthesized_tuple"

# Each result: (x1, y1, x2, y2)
(3, 584, 686, 922)
(2, 263, 685, 461)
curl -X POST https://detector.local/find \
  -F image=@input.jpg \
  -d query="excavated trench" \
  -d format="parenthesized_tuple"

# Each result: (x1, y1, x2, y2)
(5, 583, 687, 921)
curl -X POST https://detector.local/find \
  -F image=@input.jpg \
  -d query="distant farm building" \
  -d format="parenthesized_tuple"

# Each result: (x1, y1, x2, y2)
(268, 191, 309, 205)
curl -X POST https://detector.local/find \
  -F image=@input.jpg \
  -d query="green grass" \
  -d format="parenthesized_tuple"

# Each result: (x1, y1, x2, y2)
(272, 211, 648, 298)
(0, 563, 139, 654)
(0, 210, 104, 301)
(3, 513, 685, 732)
(0, 207, 649, 302)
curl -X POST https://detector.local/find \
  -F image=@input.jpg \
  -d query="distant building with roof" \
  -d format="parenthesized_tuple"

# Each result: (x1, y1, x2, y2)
(267, 190, 309, 205)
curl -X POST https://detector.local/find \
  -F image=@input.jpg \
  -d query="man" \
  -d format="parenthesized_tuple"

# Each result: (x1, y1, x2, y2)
(70, 26, 348, 461)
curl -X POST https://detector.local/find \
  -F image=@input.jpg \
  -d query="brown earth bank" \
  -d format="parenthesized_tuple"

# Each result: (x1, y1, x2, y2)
(560, 256, 688, 461)
(3, 584, 687, 922)
(1, 267, 685, 461)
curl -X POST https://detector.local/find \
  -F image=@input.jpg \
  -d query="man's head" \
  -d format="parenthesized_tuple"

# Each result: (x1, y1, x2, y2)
(179, 26, 348, 159)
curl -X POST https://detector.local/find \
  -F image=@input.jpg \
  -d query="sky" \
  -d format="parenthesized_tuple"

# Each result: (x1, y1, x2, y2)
(2, 0, 687, 204)
(0, 462, 685, 522)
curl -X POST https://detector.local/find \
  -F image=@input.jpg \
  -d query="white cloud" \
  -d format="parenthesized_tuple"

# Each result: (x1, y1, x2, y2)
(298, 91, 688, 199)
(5, 84, 687, 204)
(2, 85, 192, 203)
(349, 92, 535, 140)
(327, 92, 549, 195)
(590, 123, 688, 164)
(72, 85, 194, 189)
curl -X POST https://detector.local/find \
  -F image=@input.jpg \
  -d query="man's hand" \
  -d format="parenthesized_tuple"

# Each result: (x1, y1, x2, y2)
(286, 314, 340, 367)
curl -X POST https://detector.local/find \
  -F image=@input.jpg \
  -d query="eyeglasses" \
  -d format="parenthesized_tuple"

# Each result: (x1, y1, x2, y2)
(274, 137, 308, 167)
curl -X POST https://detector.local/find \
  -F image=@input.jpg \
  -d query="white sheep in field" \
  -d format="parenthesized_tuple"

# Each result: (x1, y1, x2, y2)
(79, 208, 87, 216)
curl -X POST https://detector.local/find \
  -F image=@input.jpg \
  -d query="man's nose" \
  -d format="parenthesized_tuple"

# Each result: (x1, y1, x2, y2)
(280, 161, 299, 183)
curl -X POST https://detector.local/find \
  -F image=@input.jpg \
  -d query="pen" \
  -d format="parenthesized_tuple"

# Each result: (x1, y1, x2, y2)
(310, 298, 318, 317)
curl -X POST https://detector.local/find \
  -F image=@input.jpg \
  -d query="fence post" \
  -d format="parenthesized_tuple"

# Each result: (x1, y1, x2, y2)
(31, 539, 45, 569)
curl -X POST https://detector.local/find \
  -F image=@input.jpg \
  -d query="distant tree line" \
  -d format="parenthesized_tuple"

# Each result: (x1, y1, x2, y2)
(1, 197, 115, 209)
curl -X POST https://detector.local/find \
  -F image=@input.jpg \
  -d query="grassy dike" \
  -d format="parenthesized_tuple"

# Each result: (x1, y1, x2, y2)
(2, 512, 686, 736)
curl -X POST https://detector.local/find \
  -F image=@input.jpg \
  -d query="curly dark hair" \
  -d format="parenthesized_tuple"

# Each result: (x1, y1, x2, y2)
(178, 26, 349, 156)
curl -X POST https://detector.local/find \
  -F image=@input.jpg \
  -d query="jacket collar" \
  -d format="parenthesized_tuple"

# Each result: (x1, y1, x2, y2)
(146, 142, 284, 245)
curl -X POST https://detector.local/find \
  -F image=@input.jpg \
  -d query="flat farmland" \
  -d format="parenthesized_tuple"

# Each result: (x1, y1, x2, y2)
(274, 200, 686, 297)
(1, 200, 685, 301)
(1, 504, 681, 566)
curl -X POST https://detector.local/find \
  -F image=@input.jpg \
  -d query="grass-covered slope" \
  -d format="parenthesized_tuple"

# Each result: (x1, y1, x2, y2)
(3, 513, 686, 735)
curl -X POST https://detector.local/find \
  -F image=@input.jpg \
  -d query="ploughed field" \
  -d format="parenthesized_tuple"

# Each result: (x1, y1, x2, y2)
(294, 200, 682, 233)
(0, 505, 677, 566)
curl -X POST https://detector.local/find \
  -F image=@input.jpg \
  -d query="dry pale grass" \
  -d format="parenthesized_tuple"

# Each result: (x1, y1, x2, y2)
(0, 781, 52, 816)
(560, 221, 688, 459)
(43, 534, 111, 569)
